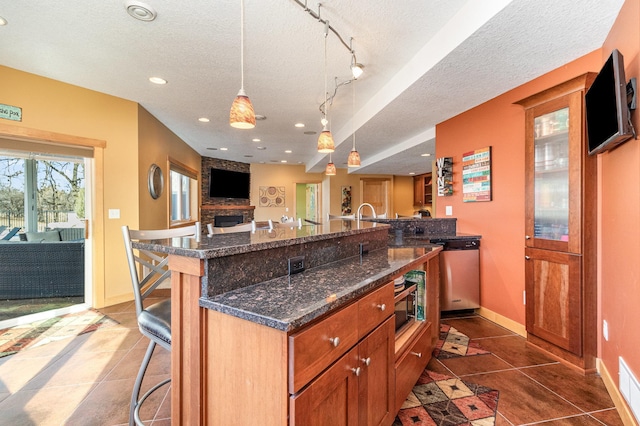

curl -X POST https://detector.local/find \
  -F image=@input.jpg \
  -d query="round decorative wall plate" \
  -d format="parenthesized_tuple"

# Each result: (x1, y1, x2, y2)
(148, 164, 164, 199)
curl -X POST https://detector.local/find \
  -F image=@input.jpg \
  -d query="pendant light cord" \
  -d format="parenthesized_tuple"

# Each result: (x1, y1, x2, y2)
(240, 0, 245, 91)
(352, 76, 356, 150)
(323, 21, 329, 122)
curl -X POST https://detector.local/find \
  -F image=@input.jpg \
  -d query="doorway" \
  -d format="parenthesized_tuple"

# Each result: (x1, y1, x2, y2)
(295, 183, 321, 223)
(0, 149, 91, 328)
(360, 178, 391, 217)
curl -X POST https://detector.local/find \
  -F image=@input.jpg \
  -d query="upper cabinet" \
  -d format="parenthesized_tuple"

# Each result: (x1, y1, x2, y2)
(516, 73, 598, 373)
(413, 173, 432, 206)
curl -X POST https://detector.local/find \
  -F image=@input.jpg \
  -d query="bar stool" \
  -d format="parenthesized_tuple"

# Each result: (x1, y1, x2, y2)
(121, 223, 200, 425)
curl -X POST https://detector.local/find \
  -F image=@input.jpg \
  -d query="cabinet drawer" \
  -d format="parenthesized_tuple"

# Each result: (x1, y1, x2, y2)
(289, 302, 359, 394)
(394, 323, 431, 411)
(358, 282, 394, 339)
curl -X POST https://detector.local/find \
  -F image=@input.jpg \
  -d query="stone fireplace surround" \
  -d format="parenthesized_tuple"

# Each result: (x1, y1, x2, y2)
(201, 157, 254, 235)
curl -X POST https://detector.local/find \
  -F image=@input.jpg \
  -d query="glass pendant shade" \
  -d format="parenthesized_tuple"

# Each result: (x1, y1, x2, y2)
(317, 126, 335, 153)
(230, 89, 256, 129)
(347, 149, 361, 167)
(325, 161, 337, 176)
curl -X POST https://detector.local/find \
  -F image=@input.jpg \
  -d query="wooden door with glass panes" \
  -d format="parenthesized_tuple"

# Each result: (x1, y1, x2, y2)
(516, 73, 597, 372)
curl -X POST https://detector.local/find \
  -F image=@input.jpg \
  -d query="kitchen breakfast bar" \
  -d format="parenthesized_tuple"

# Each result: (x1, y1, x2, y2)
(134, 221, 443, 425)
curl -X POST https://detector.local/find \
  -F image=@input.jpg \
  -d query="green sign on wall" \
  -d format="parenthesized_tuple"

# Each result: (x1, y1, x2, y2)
(0, 104, 22, 121)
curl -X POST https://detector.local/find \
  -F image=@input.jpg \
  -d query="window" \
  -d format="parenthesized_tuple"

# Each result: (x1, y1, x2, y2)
(169, 160, 198, 226)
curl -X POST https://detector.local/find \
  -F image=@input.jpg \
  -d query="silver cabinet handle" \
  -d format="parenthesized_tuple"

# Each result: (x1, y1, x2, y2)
(377, 304, 386, 311)
(351, 367, 361, 376)
(361, 357, 371, 366)
(525, 235, 531, 240)
(411, 351, 422, 358)
(329, 337, 340, 347)
(525, 256, 531, 260)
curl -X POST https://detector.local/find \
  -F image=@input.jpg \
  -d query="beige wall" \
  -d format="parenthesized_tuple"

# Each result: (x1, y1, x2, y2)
(249, 164, 323, 221)
(0, 65, 198, 308)
(137, 106, 200, 230)
(394, 175, 416, 217)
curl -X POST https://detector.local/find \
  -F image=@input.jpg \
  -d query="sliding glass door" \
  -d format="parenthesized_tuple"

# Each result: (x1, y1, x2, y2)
(0, 151, 89, 326)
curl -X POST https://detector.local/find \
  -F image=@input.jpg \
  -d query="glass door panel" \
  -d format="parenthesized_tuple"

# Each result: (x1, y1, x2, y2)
(533, 108, 569, 241)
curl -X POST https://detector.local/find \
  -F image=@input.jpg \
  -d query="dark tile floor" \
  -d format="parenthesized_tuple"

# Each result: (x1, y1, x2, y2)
(0, 304, 624, 425)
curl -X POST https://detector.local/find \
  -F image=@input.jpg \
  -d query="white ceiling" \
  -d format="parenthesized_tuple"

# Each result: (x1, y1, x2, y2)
(0, 0, 624, 175)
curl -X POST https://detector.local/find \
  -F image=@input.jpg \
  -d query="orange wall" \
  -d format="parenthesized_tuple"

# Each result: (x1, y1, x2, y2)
(600, 0, 640, 392)
(435, 51, 603, 325)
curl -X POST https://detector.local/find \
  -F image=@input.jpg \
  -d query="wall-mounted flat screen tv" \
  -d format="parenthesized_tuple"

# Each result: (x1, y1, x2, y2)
(208, 168, 250, 199)
(585, 49, 635, 155)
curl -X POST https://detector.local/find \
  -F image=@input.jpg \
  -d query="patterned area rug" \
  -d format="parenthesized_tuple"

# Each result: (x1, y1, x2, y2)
(394, 370, 499, 426)
(0, 309, 118, 358)
(433, 324, 490, 359)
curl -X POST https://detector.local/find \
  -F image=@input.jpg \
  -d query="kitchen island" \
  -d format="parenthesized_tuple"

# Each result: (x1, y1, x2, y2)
(134, 221, 441, 425)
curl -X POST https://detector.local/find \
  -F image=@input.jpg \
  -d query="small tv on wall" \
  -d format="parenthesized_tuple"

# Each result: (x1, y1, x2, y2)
(208, 168, 250, 199)
(585, 49, 636, 155)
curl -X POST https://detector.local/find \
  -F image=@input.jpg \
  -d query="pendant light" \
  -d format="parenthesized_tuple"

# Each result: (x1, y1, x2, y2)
(229, 0, 256, 129)
(347, 72, 361, 167)
(325, 153, 337, 176)
(317, 22, 335, 153)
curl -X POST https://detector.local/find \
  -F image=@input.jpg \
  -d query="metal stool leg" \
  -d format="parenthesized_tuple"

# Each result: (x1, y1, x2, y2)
(130, 340, 156, 426)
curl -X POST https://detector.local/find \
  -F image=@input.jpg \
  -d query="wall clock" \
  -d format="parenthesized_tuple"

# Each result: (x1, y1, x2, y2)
(148, 164, 164, 199)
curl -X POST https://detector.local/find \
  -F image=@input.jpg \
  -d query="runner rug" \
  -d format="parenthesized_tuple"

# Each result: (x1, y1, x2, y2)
(433, 324, 490, 359)
(0, 309, 118, 358)
(394, 369, 499, 426)
(394, 324, 498, 425)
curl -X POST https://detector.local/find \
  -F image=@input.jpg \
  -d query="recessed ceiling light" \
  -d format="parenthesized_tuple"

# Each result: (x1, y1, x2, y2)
(252, 138, 261, 142)
(149, 76, 167, 85)
(409, 172, 416, 175)
(281, 160, 287, 163)
(255, 115, 267, 121)
(198, 117, 210, 123)
(256, 146, 266, 150)
(304, 131, 317, 135)
(295, 123, 305, 128)
(220, 147, 228, 151)
(285, 150, 292, 153)
(0, 16, 8, 26)
(125, 1, 157, 21)
(421, 153, 431, 157)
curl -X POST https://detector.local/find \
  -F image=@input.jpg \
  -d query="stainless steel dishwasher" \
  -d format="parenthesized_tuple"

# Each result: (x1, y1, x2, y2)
(433, 239, 480, 312)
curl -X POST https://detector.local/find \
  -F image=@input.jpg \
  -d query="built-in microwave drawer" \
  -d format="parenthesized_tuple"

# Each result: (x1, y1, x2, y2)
(288, 302, 359, 394)
(394, 284, 417, 333)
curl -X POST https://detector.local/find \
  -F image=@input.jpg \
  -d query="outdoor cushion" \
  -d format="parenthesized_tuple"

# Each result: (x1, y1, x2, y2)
(25, 230, 61, 242)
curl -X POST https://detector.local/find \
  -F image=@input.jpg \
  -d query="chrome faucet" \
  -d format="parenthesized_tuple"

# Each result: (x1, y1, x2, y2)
(356, 203, 376, 220)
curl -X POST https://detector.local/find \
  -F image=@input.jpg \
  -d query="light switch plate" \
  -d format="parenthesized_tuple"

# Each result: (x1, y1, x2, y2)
(445, 206, 453, 216)
(108, 209, 120, 219)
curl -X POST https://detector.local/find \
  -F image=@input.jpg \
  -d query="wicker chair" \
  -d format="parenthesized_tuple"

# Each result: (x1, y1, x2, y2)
(121, 223, 200, 425)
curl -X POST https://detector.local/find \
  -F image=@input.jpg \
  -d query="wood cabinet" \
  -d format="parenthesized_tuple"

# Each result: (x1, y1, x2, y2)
(290, 284, 395, 426)
(516, 73, 597, 373)
(290, 318, 395, 426)
(413, 173, 432, 206)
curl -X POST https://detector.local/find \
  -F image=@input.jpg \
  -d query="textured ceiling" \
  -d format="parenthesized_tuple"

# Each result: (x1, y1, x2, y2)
(0, 0, 625, 175)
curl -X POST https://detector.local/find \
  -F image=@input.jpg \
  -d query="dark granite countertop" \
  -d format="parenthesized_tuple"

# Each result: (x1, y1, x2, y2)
(199, 244, 442, 332)
(132, 220, 388, 259)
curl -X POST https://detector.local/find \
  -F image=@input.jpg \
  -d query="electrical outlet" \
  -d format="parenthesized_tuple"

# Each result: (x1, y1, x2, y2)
(415, 226, 424, 235)
(288, 256, 305, 275)
(360, 241, 370, 255)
